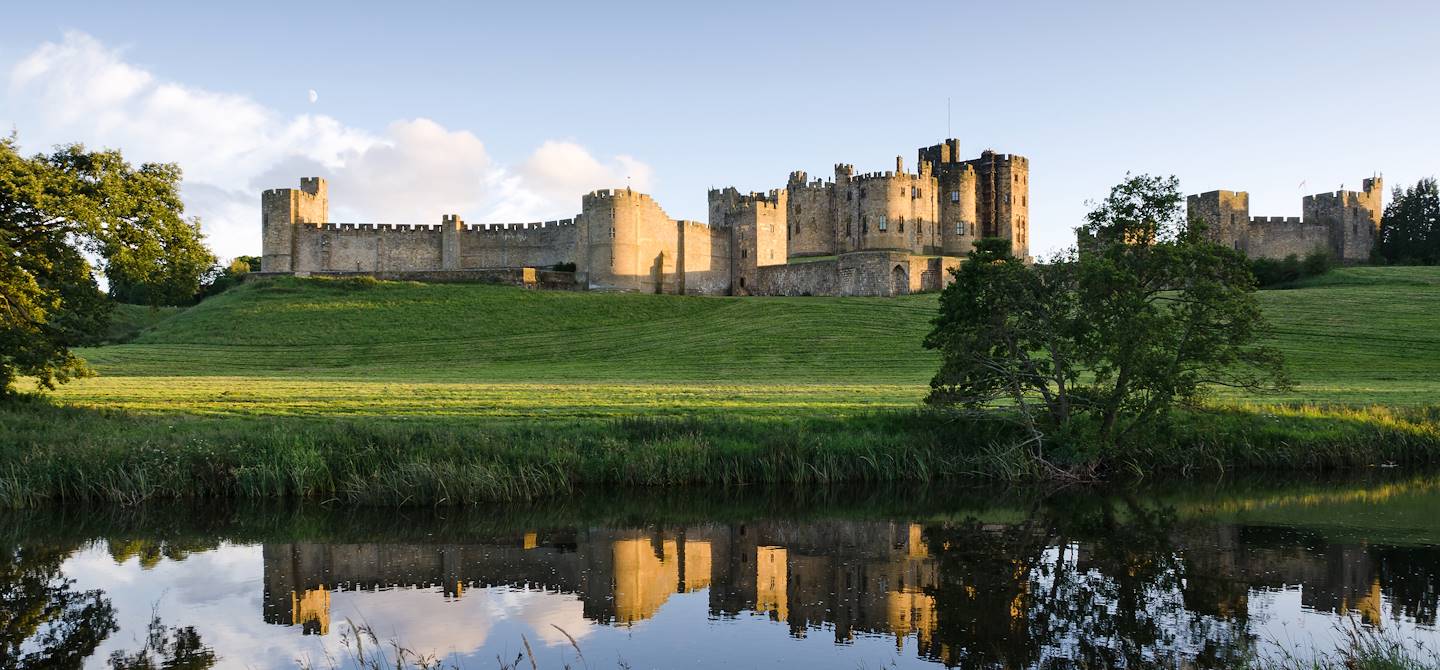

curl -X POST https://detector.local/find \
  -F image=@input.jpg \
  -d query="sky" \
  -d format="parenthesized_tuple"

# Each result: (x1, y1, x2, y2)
(2, 0, 1437, 261)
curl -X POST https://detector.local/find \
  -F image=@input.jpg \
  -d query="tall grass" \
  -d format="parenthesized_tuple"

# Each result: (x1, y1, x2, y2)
(3, 396, 1439, 508)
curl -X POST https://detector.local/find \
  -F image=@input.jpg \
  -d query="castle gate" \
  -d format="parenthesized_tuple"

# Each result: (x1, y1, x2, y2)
(891, 265, 909, 296)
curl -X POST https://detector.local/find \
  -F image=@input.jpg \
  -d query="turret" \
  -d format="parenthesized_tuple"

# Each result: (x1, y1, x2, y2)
(940, 164, 978, 256)
(260, 177, 329, 272)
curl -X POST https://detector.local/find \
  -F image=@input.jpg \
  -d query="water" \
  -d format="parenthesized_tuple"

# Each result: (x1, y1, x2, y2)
(5, 475, 1440, 669)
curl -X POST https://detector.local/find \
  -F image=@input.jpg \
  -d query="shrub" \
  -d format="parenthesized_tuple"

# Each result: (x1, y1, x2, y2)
(1302, 250, 1332, 276)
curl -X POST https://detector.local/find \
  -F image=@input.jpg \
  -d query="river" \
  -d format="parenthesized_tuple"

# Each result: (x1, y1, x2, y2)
(5, 474, 1439, 668)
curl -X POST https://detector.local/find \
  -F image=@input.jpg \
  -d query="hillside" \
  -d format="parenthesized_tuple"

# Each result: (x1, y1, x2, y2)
(49, 266, 1440, 418)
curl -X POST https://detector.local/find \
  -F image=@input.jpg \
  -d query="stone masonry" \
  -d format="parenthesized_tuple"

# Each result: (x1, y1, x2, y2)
(260, 138, 1029, 296)
(1187, 177, 1383, 263)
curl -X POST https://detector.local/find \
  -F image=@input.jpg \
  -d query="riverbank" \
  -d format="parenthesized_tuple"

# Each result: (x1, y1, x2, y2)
(3, 267, 1439, 506)
(2, 397, 1438, 507)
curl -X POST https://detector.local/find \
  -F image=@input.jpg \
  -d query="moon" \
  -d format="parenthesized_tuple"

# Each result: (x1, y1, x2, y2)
(307, 89, 318, 104)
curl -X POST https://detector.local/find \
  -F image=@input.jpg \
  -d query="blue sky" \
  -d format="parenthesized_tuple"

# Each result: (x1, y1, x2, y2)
(2, 0, 1436, 259)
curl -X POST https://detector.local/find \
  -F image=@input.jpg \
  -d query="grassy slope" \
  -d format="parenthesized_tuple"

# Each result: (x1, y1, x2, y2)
(46, 266, 1440, 419)
(5, 268, 1440, 506)
(102, 303, 184, 343)
(60, 277, 940, 418)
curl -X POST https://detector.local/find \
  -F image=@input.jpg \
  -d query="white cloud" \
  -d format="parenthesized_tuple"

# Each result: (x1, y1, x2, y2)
(4, 31, 650, 259)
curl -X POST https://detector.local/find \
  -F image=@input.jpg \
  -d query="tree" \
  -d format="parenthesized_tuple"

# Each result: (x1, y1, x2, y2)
(1376, 177, 1440, 265)
(0, 544, 118, 668)
(108, 615, 216, 670)
(925, 174, 1288, 463)
(196, 255, 258, 301)
(0, 135, 214, 395)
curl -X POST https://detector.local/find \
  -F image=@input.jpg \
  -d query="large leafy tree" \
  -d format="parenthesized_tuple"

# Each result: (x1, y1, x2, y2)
(1376, 177, 1440, 265)
(0, 135, 214, 395)
(925, 174, 1287, 463)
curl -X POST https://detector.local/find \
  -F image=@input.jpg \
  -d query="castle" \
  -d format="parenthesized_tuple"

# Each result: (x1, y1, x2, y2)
(1187, 177, 1382, 262)
(260, 139, 1030, 296)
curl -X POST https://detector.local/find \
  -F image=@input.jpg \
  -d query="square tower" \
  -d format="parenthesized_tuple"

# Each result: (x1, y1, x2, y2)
(1186, 190, 1251, 253)
(260, 178, 329, 272)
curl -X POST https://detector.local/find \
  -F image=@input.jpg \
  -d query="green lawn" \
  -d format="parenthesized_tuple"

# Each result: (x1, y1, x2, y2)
(5, 267, 1439, 506)
(44, 266, 1440, 418)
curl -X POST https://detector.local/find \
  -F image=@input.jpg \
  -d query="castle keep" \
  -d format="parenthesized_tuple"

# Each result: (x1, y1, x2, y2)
(1187, 178, 1382, 262)
(260, 139, 1029, 296)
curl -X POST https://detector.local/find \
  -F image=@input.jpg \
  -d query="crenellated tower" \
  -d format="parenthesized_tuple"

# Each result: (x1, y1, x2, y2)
(919, 140, 979, 256)
(709, 187, 787, 294)
(261, 177, 329, 272)
(965, 150, 1030, 260)
(1303, 177, 1383, 263)
(1186, 190, 1251, 252)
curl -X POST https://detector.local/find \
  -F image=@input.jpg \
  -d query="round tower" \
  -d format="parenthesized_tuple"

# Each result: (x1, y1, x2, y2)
(940, 164, 978, 256)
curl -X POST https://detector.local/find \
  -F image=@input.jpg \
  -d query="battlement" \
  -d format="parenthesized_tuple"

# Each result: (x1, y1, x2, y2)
(1250, 216, 1304, 226)
(708, 186, 784, 208)
(971, 151, 1028, 167)
(851, 170, 927, 184)
(918, 138, 963, 165)
(316, 223, 440, 233)
(1304, 190, 1367, 205)
(316, 219, 579, 234)
(463, 219, 577, 232)
(584, 188, 654, 204)
(1194, 189, 1248, 200)
(299, 177, 326, 196)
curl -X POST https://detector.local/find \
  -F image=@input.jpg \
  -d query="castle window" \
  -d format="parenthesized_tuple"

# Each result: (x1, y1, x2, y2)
(956, 223, 965, 235)
(1022, 196, 1027, 207)
(860, 188, 867, 199)
(741, 248, 747, 259)
(950, 191, 959, 203)
(796, 203, 801, 214)
(609, 227, 615, 238)
(862, 217, 868, 234)
(878, 216, 888, 231)
(847, 191, 852, 202)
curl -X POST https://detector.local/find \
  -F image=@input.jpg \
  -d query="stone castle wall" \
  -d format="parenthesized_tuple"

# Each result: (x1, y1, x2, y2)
(284, 220, 578, 274)
(260, 138, 1030, 298)
(754, 251, 956, 297)
(1187, 177, 1382, 262)
(785, 172, 835, 259)
(1245, 216, 1330, 259)
(675, 220, 733, 295)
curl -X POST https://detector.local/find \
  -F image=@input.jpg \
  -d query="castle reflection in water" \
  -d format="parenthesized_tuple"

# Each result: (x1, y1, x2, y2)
(263, 516, 1439, 664)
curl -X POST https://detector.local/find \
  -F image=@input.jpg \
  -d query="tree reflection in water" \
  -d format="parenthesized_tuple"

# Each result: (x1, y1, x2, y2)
(5, 477, 1440, 669)
(0, 543, 117, 668)
(922, 496, 1251, 668)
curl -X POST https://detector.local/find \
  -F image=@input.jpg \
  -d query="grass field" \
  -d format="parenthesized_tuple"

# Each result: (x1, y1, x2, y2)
(3, 266, 1438, 507)
(41, 266, 1440, 417)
